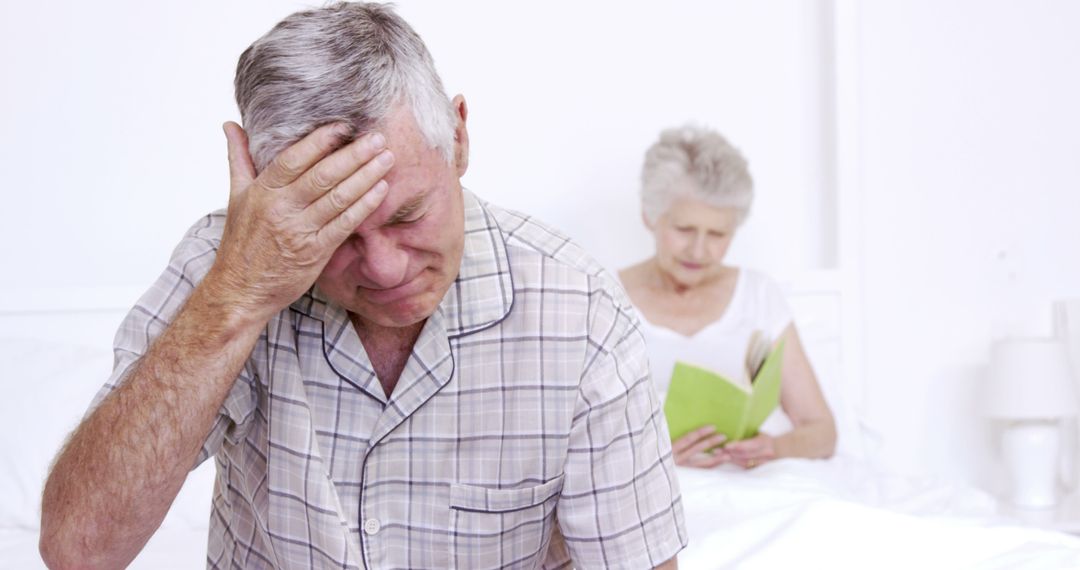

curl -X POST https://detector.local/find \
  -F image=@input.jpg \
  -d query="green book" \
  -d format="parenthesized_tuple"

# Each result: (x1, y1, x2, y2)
(663, 337, 785, 442)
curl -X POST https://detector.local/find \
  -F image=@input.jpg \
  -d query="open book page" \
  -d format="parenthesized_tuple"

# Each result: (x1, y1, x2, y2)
(743, 338, 785, 437)
(745, 329, 772, 382)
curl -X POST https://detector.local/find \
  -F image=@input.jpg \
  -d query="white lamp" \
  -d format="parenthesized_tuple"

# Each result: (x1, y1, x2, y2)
(984, 337, 1080, 509)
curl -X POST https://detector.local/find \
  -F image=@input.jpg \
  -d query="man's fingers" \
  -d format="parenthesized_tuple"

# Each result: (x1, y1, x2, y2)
(304, 151, 395, 230)
(223, 122, 256, 197)
(294, 132, 390, 206)
(318, 179, 390, 246)
(306, 146, 393, 231)
(260, 123, 354, 190)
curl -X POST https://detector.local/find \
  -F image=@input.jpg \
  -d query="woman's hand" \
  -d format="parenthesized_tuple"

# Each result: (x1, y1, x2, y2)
(723, 433, 777, 469)
(671, 426, 731, 468)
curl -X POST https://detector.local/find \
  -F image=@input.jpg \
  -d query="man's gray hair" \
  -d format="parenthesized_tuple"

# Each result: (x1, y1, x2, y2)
(640, 125, 754, 225)
(235, 2, 456, 172)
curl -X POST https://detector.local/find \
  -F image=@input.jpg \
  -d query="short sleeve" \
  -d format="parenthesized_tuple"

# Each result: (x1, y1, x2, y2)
(554, 277, 687, 569)
(88, 212, 258, 468)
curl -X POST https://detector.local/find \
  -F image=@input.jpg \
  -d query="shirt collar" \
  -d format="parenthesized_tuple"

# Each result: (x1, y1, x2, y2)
(438, 189, 514, 337)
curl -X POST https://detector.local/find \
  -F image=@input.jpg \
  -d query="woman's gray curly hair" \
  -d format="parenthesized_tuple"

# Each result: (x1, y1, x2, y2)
(640, 125, 754, 225)
(234, 2, 456, 172)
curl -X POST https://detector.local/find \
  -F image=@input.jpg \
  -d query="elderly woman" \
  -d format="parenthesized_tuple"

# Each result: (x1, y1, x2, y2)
(619, 125, 836, 469)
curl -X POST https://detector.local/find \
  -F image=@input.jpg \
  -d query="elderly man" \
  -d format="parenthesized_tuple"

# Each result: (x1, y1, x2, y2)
(39, 3, 685, 569)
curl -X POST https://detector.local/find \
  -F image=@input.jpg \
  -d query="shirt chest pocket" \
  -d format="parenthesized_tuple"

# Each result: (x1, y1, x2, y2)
(448, 475, 564, 569)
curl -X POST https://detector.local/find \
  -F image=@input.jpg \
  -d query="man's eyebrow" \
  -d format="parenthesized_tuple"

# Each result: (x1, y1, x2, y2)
(383, 191, 429, 226)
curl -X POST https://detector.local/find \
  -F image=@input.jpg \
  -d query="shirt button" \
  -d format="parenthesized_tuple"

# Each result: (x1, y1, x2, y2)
(363, 518, 381, 535)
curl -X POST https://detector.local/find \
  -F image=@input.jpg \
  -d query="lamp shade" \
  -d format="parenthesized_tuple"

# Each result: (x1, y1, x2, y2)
(983, 338, 1080, 418)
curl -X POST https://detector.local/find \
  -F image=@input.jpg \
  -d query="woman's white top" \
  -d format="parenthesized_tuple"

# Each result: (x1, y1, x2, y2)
(627, 268, 795, 434)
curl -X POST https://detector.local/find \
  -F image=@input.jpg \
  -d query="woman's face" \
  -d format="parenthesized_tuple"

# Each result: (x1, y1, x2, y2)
(650, 194, 739, 288)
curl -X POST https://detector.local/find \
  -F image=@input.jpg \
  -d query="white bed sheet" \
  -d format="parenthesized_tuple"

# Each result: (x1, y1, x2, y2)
(676, 457, 1080, 569)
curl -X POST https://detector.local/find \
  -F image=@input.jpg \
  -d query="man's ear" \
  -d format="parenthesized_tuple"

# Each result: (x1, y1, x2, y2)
(451, 94, 469, 177)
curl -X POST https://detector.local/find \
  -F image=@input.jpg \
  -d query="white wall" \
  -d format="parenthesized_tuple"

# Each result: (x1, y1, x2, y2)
(0, 0, 833, 305)
(404, 0, 837, 276)
(853, 0, 1080, 488)
(4, 0, 1079, 494)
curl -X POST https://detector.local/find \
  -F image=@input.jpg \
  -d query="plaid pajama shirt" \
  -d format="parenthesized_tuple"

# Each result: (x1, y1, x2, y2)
(96, 190, 687, 569)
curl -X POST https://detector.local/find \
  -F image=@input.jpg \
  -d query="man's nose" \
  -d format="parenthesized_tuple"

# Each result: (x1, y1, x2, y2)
(356, 234, 409, 288)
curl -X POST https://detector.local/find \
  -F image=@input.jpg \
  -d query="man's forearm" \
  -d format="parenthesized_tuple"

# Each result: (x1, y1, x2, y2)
(39, 275, 266, 569)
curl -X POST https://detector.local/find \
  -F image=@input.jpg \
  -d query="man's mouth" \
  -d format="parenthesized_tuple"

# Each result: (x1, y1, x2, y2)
(357, 272, 427, 303)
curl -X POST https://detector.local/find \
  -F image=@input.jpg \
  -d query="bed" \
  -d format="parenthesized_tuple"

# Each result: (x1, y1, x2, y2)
(675, 457, 1080, 569)
(3, 285, 1079, 569)
(671, 277, 1080, 568)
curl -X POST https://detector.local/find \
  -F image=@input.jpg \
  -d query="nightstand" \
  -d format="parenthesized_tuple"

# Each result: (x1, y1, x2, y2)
(1000, 491, 1080, 535)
